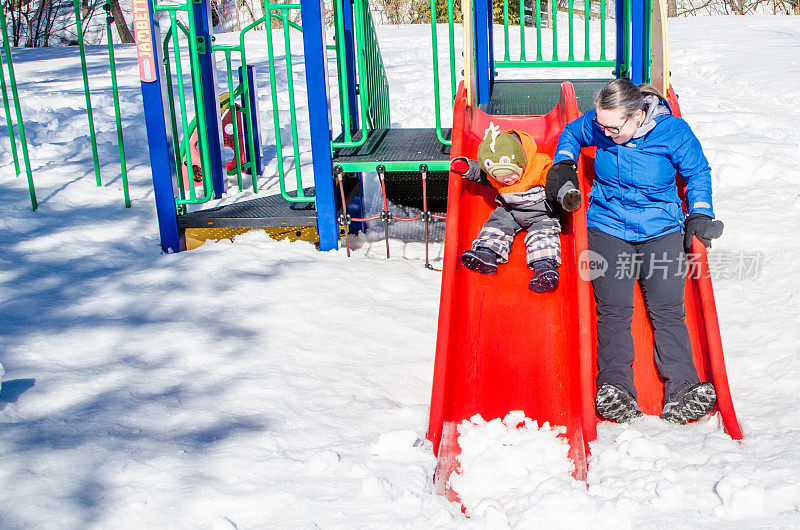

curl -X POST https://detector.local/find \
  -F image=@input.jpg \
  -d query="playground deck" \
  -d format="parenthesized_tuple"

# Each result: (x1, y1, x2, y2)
(480, 79, 612, 116)
(332, 128, 452, 173)
(178, 188, 318, 229)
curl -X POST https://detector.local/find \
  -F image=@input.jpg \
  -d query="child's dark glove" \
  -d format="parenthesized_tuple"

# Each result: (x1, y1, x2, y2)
(684, 213, 724, 250)
(450, 156, 483, 183)
(545, 160, 580, 211)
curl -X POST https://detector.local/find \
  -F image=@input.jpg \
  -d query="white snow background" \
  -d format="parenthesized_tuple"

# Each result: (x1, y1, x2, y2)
(1, 14, 800, 529)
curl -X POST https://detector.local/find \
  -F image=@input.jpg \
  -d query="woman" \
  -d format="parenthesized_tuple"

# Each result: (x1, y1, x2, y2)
(546, 78, 724, 424)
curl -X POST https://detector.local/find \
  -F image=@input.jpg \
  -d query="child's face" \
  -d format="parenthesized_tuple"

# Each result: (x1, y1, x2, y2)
(491, 169, 522, 186)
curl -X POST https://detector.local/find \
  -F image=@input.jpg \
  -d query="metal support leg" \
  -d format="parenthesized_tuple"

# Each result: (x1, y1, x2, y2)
(420, 164, 433, 270)
(376, 164, 391, 259)
(334, 165, 351, 257)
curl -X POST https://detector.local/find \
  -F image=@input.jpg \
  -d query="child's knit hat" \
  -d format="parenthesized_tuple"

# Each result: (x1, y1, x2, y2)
(477, 123, 527, 181)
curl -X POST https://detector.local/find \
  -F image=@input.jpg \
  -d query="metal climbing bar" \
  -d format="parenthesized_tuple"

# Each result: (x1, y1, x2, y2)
(161, 24, 188, 203)
(218, 48, 245, 189)
(331, 0, 356, 145)
(0, 18, 18, 178)
(103, 2, 130, 208)
(0, 3, 35, 210)
(446, 0, 457, 99)
(72, 0, 101, 187)
(236, 19, 259, 194)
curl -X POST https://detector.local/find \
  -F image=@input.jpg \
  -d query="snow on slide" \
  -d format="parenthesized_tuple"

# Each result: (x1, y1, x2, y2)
(427, 81, 742, 502)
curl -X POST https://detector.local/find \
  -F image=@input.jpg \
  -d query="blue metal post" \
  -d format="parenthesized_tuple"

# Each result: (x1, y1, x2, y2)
(133, 0, 181, 252)
(630, 0, 645, 84)
(473, 0, 492, 104)
(486, 0, 495, 90)
(300, 0, 339, 251)
(238, 65, 263, 176)
(192, 0, 226, 198)
(615, 0, 627, 78)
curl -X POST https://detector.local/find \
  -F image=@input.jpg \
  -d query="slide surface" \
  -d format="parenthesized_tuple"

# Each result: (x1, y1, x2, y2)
(427, 82, 742, 500)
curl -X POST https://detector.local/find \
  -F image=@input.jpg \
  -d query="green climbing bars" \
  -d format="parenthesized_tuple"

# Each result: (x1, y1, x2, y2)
(156, 0, 215, 208)
(496, 0, 621, 70)
(0, 2, 35, 210)
(330, 0, 390, 150)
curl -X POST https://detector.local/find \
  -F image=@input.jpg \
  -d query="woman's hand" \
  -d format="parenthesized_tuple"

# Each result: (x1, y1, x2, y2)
(684, 213, 724, 250)
(545, 161, 581, 211)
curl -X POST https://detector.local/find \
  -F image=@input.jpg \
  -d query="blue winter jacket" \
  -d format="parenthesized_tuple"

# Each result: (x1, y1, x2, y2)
(553, 98, 714, 242)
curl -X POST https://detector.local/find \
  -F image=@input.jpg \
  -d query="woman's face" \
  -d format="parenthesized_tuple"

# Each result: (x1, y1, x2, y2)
(595, 107, 644, 145)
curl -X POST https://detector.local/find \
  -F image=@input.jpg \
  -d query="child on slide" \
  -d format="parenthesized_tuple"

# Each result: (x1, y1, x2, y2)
(450, 123, 580, 292)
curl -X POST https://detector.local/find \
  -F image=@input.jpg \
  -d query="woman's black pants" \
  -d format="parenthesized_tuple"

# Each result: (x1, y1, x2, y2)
(587, 227, 700, 403)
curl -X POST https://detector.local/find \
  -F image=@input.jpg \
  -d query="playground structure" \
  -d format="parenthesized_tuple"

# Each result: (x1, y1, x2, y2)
(134, 0, 641, 257)
(0, 0, 743, 506)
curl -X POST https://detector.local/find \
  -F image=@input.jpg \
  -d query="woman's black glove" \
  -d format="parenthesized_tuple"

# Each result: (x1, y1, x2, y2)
(545, 160, 580, 211)
(684, 213, 724, 250)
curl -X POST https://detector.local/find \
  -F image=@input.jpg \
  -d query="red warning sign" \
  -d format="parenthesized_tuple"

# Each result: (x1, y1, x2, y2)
(132, 0, 157, 82)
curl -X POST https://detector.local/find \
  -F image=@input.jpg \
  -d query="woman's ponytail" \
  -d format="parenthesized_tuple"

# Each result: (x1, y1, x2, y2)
(638, 83, 666, 101)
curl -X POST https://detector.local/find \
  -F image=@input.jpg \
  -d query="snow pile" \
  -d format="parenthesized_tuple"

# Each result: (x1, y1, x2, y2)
(450, 413, 573, 505)
(449, 412, 621, 528)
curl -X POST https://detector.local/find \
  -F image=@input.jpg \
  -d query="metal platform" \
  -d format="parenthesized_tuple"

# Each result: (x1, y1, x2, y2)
(480, 79, 611, 116)
(178, 188, 317, 229)
(332, 128, 452, 172)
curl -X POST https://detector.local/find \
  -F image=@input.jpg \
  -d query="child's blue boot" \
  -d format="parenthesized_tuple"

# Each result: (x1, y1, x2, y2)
(529, 259, 559, 292)
(461, 247, 498, 274)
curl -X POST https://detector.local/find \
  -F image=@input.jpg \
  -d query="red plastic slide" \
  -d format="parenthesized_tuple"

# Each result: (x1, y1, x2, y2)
(427, 82, 742, 501)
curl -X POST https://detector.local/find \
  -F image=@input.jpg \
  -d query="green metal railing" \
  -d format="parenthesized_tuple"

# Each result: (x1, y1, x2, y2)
(496, 0, 620, 70)
(164, 2, 313, 206)
(261, 4, 313, 203)
(157, 0, 215, 209)
(331, 0, 455, 150)
(429, 0, 458, 145)
(330, 0, 390, 149)
(361, 0, 390, 130)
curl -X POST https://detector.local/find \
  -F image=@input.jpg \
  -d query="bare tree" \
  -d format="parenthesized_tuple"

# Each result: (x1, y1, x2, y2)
(3, 0, 106, 47)
(667, 0, 678, 16)
(106, 0, 134, 43)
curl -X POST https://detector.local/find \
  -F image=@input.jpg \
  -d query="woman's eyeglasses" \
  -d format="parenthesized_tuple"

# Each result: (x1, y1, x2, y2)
(593, 116, 629, 135)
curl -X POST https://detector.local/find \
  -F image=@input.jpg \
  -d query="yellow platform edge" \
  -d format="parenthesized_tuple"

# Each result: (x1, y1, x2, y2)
(184, 226, 320, 250)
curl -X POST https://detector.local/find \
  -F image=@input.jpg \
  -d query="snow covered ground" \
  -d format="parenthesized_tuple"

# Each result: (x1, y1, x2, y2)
(1, 13, 800, 529)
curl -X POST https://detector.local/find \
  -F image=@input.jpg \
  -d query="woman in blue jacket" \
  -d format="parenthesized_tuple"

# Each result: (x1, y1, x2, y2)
(546, 78, 724, 424)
